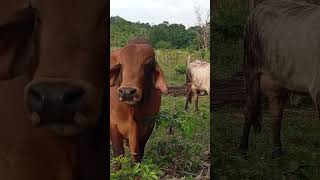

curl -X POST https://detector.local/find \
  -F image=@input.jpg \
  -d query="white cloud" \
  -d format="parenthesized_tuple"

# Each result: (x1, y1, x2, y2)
(110, 0, 210, 28)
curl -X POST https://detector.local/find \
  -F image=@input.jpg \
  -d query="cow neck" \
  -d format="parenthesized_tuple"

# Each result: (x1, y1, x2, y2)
(140, 71, 154, 105)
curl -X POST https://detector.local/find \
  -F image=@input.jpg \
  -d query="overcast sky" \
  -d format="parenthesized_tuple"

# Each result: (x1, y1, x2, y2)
(110, 0, 210, 28)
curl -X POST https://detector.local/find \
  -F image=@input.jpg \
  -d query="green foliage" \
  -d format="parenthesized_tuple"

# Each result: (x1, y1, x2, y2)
(110, 156, 163, 180)
(174, 63, 187, 75)
(212, 1, 249, 79)
(214, 9, 248, 39)
(147, 96, 210, 178)
(155, 109, 206, 139)
(155, 40, 172, 49)
(110, 16, 203, 50)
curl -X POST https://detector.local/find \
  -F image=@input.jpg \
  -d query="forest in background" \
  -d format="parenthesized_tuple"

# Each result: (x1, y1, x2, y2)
(110, 16, 209, 51)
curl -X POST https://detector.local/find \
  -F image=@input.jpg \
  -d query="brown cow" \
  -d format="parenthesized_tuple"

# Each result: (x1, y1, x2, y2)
(0, 1, 106, 180)
(110, 38, 168, 164)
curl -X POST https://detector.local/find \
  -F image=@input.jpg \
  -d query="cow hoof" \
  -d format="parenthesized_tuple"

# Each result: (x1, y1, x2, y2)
(271, 147, 287, 159)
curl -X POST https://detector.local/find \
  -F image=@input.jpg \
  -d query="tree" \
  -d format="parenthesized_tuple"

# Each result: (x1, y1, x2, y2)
(194, 4, 210, 50)
(110, 16, 200, 50)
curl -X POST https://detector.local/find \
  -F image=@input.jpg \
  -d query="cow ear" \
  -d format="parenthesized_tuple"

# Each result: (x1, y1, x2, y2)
(110, 63, 122, 87)
(0, 11, 35, 80)
(153, 62, 168, 94)
(110, 49, 122, 87)
(0, 40, 15, 79)
(0, 35, 35, 80)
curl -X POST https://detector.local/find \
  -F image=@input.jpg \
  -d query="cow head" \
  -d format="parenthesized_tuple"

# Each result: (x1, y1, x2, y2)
(110, 41, 168, 105)
(22, 0, 107, 136)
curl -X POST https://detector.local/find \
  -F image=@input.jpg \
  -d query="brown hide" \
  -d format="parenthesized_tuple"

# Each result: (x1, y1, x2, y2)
(110, 39, 168, 163)
(0, 0, 107, 179)
(0, 75, 74, 180)
(249, 0, 320, 11)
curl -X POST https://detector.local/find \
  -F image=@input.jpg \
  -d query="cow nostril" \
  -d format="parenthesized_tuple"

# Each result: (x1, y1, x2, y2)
(118, 89, 124, 96)
(118, 88, 137, 98)
(26, 83, 87, 113)
(128, 89, 136, 95)
(27, 87, 44, 112)
(29, 88, 43, 102)
(62, 88, 85, 104)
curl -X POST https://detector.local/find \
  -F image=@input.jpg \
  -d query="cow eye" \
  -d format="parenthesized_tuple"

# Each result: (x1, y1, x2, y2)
(145, 59, 155, 68)
(144, 61, 153, 73)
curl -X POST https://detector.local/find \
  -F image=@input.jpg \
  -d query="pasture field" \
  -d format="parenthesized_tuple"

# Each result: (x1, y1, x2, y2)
(110, 49, 210, 179)
(212, 103, 320, 179)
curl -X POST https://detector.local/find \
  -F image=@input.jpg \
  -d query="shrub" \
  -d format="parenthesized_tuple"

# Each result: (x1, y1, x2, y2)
(110, 156, 163, 180)
(174, 63, 187, 75)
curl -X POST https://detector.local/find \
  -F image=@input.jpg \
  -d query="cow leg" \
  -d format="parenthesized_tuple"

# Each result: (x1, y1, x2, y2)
(195, 89, 200, 111)
(259, 74, 287, 158)
(309, 91, 320, 120)
(128, 121, 141, 163)
(184, 91, 190, 110)
(265, 89, 287, 158)
(110, 127, 124, 170)
(239, 74, 261, 154)
(138, 140, 148, 162)
(184, 84, 192, 111)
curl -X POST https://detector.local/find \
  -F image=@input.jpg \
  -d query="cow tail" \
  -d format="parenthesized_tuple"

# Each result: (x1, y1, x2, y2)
(251, 74, 262, 133)
(243, 21, 263, 133)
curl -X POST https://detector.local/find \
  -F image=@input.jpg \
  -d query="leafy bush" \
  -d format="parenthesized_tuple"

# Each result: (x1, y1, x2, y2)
(155, 109, 203, 139)
(212, 1, 249, 79)
(110, 156, 163, 180)
(174, 64, 187, 75)
(156, 40, 172, 49)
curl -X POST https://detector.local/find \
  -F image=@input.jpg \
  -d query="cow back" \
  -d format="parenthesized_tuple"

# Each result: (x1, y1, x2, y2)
(246, 0, 320, 94)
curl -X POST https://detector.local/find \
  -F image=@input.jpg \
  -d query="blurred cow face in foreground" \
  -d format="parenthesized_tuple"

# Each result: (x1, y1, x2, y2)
(20, 0, 107, 136)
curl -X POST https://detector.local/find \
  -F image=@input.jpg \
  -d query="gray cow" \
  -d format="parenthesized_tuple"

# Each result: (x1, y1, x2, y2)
(239, 0, 320, 158)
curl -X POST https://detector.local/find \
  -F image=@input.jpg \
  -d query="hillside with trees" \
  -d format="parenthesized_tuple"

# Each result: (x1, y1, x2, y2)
(110, 16, 209, 50)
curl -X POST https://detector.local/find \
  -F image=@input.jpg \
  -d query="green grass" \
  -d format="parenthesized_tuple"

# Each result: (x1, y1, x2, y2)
(146, 95, 210, 179)
(212, 103, 320, 180)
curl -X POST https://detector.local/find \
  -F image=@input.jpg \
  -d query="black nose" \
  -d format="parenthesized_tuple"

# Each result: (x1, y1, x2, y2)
(118, 87, 137, 100)
(26, 83, 86, 115)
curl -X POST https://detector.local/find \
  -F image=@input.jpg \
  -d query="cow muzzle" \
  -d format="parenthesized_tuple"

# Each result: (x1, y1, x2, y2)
(25, 82, 91, 136)
(118, 86, 141, 105)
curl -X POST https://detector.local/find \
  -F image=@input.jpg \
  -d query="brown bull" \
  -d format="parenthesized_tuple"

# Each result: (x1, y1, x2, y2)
(239, 0, 320, 158)
(0, 1, 106, 179)
(110, 38, 168, 164)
